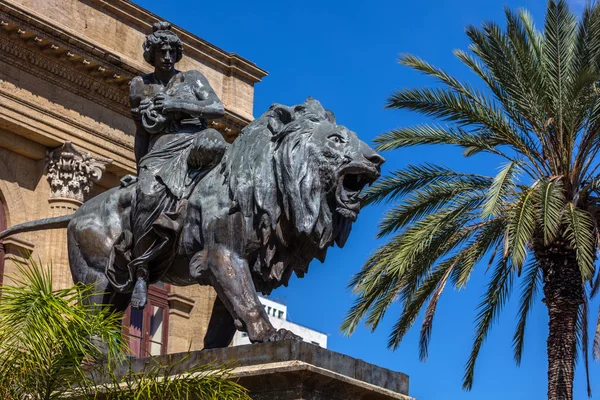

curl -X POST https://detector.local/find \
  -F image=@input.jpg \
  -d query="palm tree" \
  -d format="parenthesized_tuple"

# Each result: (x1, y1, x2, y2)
(0, 259, 250, 400)
(342, 1, 600, 399)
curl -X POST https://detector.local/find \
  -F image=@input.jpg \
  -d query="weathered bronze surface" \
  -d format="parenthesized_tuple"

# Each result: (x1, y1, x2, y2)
(0, 22, 384, 349)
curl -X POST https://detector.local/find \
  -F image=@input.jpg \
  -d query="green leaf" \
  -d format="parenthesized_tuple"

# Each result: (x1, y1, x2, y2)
(363, 163, 491, 206)
(385, 256, 460, 351)
(594, 306, 600, 360)
(535, 179, 566, 245)
(376, 182, 486, 237)
(563, 204, 596, 281)
(374, 125, 500, 154)
(366, 209, 475, 332)
(419, 260, 455, 361)
(543, 0, 578, 160)
(507, 188, 536, 270)
(512, 259, 541, 365)
(452, 217, 507, 289)
(463, 258, 514, 390)
(482, 161, 519, 218)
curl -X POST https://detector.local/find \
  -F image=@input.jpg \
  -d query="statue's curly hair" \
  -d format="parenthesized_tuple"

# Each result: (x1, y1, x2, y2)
(142, 21, 183, 65)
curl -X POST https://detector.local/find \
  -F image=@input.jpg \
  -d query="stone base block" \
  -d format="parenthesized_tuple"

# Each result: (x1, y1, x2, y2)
(124, 341, 413, 400)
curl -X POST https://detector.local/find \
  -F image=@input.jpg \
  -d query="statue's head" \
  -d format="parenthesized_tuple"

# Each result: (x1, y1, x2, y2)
(221, 98, 384, 291)
(143, 21, 183, 73)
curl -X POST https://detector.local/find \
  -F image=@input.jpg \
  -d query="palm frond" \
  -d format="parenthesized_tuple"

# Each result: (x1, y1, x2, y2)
(535, 179, 566, 245)
(363, 163, 491, 206)
(463, 23, 548, 175)
(543, 0, 578, 169)
(419, 259, 455, 361)
(507, 188, 536, 271)
(374, 125, 507, 159)
(0, 259, 126, 399)
(594, 305, 600, 360)
(365, 209, 476, 332)
(399, 54, 471, 94)
(463, 257, 514, 390)
(386, 256, 459, 351)
(96, 356, 250, 400)
(482, 161, 519, 218)
(452, 217, 507, 289)
(563, 204, 596, 280)
(376, 182, 486, 237)
(512, 259, 541, 365)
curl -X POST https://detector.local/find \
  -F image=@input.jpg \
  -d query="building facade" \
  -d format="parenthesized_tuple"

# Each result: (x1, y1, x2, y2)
(0, 0, 266, 356)
(232, 297, 328, 348)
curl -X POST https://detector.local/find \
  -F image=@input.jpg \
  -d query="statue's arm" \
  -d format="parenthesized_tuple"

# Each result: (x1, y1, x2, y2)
(162, 72, 225, 120)
(130, 76, 151, 169)
(134, 129, 150, 171)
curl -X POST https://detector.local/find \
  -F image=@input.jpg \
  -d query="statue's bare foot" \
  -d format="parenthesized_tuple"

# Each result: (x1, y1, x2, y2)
(130, 278, 147, 309)
(267, 328, 302, 342)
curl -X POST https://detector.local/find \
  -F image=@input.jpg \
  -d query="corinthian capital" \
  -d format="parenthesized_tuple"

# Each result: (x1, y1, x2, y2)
(46, 142, 112, 203)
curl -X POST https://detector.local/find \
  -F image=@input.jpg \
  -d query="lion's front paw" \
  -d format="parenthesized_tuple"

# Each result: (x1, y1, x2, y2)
(267, 328, 303, 342)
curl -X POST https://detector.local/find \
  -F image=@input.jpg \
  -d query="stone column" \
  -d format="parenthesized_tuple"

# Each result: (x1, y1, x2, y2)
(45, 141, 111, 289)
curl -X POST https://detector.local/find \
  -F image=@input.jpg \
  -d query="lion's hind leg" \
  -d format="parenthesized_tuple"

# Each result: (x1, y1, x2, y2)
(205, 245, 302, 344)
(68, 225, 131, 313)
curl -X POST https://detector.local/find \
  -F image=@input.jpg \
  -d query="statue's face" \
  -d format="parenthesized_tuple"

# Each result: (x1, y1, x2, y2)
(305, 118, 385, 221)
(153, 42, 177, 74)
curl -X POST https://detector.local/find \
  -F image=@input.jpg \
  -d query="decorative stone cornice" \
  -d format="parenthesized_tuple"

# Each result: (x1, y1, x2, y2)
(83, 0, 268, 83)
(2, 235, 35, 262)
(0, 1, 264, 139)
(168, 292, 196, 319)
(46, 142, 113, 202)
(0, 19, 131, 117)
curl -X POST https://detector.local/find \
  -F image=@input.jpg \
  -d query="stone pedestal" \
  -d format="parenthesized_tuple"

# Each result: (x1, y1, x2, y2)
(124, 341, 413, 400)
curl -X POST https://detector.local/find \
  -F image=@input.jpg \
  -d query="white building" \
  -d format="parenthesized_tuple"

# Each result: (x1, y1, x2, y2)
(232, 297, 327, 348)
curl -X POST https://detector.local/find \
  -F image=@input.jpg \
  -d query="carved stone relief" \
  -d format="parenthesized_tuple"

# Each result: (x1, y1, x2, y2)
(45, 141, 112, 202)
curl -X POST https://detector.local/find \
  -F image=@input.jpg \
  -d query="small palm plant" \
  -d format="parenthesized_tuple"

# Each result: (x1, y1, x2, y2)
(0, 259, 250, 400)
(342, 1, 600, 399)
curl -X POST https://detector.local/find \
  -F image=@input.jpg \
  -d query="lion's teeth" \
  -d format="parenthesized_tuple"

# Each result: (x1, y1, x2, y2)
(357, 175, 362, 184)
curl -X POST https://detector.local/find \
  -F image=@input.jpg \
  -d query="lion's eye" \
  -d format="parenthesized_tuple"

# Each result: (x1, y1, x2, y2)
(329, 134, 345, 144)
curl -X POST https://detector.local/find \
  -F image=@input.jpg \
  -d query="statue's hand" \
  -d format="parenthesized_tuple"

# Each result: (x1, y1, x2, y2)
(131, 98, 152, 119)
(140, 98, 152, 109)
(160, 99, 177, 113)
(153, 93, 176, 114)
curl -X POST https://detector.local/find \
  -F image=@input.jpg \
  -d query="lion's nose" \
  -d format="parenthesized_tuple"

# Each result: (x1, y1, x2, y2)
(366, 152, 385, 167)
(362, 143, 385, 167)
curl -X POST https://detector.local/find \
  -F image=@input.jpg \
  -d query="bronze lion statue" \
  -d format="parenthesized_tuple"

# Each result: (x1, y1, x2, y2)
(0, 98, 384, 348)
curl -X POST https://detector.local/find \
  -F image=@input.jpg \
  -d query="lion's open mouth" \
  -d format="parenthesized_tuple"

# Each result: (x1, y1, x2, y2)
(335, 165, 380, 221)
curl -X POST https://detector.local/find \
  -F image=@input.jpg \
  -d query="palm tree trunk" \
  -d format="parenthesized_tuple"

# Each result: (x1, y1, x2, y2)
(537, 244, 583, 400)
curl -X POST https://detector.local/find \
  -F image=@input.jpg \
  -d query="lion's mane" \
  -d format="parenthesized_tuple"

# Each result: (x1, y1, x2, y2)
(221, 98, 352, 293)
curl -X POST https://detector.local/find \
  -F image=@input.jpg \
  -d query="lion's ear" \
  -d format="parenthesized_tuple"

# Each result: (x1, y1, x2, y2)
(325, 110, 336, 124)
(267, 104, 293, 134)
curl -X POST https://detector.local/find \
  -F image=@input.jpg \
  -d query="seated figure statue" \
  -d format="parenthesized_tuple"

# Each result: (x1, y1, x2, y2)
(110, 21, 228, 308)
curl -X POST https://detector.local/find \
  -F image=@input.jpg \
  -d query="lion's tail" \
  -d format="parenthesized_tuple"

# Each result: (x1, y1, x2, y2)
(0, 215, 72, 240)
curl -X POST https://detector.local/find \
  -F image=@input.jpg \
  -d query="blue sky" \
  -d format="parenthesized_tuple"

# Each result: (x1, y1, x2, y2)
(133, 1, 598, 398)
